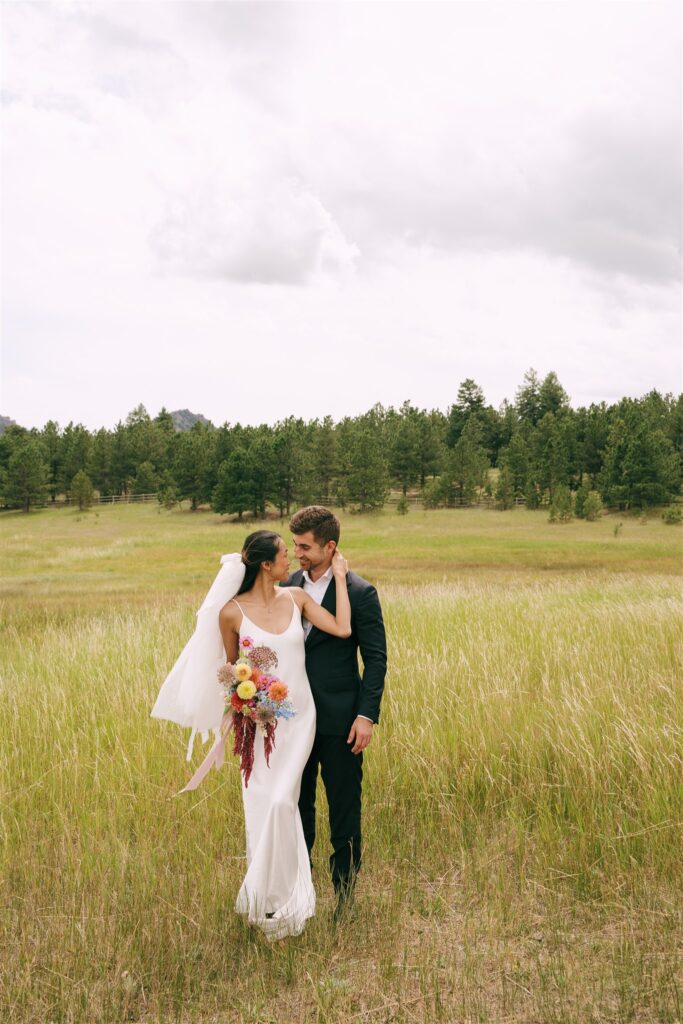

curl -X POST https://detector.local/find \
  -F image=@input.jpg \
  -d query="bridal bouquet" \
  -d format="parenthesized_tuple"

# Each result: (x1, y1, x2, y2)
(217, 636, 296, 787)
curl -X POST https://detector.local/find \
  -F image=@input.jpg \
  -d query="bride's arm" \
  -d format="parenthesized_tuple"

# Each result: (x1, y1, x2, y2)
(218, 601, 241, 661)
(294, 551, 352, 638)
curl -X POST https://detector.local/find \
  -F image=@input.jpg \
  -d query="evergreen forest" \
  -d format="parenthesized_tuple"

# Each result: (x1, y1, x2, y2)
(1, 370, 681, 517)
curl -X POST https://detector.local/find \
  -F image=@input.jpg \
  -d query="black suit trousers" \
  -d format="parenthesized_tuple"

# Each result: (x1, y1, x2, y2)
(298, 734, 363, 893)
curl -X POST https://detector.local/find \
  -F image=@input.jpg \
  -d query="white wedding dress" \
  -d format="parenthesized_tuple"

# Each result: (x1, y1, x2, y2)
(232, 591, 316, 940)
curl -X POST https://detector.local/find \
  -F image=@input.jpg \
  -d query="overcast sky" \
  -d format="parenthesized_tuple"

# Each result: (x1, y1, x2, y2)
(1, 2, 681, 431)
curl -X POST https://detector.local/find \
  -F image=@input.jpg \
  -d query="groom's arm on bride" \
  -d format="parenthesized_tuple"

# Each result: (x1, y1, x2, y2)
(347, 581, 387, 754)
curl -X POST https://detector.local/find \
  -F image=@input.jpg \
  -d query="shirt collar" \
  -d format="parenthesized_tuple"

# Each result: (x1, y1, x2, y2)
(302, 565, 334, 585)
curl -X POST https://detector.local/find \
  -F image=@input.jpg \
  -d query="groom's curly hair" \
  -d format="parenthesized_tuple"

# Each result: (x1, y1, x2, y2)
(289, 506, 340, 546)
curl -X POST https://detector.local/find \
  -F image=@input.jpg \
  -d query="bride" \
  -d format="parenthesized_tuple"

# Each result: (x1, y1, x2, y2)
(152, 529, 351, 940)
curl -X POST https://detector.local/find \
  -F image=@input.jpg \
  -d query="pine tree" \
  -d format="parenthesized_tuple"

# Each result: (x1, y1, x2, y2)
(495, 465, 515, 509)
(247, 430, 277, 518)
(59, 423, 92, 495)
(110, 422, 134, 495)
(126, 405, 167, 471)
(538, 372, 570, 419)
(89, 429, 114, 496)
(273, 418, 306, 516)
(515, 368, 543, 426)
(212, 453, 251, 519)
(389, 402, 421, 495)
(346, 418, 389, 511)
(421, 478, 443, 508)
(583, 491, 603, 521)
(41, 420, 62, 501)
(174, 428, 213, 510)
(440, 418, 489, 505)
(601, 416, 680, 508)
(668, 394, 683, 456)
(531, 412, 575, 500)
(498, 429, 530, 498)
(0, 425, 28, 481)
(3, 440, 49, 512)
(154, 407, 176, 434)
(313, 416, 337, 502)
(291, 422, 318, 508)
(132, 461, 159, 495)
(621, 424, 680, 508)
(548, 484, 573, 523)
(71, 470, 94, 510)
(576, 403, 610, 487)
(157, 470, 180, 510)
(416, 410, 445, 486)
(574, 482, 591, 518)
(446, 378, 486, 447)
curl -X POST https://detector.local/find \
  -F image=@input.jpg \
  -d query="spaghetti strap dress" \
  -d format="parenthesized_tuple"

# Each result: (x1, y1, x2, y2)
(231, 591, 316, 939)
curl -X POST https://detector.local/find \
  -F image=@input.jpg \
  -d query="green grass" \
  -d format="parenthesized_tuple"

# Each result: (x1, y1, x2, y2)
(1, 504, 681, 1022)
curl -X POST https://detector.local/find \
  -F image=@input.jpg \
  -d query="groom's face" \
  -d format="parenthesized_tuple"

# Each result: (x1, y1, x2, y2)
(292, 531, 335, 575)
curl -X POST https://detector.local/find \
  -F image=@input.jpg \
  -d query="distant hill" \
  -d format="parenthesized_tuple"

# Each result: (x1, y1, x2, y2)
(0, 415, 19, 435)
(169, 409, 211, 431)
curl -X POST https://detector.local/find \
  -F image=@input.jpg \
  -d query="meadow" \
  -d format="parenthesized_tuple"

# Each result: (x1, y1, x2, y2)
(1, 503, 681, 1024)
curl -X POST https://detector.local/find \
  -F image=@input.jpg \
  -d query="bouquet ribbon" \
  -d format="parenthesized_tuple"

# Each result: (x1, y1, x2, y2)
(175, 713, 234, 795)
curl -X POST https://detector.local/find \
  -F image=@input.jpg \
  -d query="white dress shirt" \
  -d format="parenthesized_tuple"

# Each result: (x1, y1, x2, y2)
(301, 565, 372, 724)
(301, 565, 334, 637)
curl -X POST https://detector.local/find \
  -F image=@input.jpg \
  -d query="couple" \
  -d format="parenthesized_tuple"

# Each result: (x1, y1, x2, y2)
(152, 506, 387, 939)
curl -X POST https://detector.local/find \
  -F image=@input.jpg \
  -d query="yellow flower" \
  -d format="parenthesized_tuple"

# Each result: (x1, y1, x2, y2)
(236, 680, 257, 700)
(234, 663, 252, 682)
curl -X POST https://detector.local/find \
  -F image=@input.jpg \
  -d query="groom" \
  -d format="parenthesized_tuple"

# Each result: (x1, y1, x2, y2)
(282, 505, 387, 913)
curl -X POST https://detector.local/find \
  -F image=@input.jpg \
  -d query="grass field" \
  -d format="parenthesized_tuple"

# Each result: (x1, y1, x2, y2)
(1, 504, 682, 1023)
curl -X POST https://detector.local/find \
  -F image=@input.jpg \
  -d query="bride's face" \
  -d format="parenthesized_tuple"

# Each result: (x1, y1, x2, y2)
(268, 539, 291, 582)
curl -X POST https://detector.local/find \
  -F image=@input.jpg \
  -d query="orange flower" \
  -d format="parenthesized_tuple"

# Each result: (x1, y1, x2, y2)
(268, 681, 288, 702)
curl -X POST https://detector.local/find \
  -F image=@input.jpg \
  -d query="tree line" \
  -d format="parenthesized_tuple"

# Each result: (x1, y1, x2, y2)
(1, 370, 681, 516)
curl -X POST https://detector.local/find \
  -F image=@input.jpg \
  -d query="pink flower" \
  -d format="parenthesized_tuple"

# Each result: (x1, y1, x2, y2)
(241, 636, 254, 649)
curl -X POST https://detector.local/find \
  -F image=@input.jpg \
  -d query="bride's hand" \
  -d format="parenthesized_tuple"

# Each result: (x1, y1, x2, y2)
(332, 549, 349, 578)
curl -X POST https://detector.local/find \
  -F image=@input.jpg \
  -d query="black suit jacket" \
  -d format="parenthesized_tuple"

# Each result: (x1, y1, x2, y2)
(281, 570, 387, 736)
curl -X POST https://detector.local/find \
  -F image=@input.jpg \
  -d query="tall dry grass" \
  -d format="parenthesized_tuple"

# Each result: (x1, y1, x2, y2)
(1, 505, 681, 1022)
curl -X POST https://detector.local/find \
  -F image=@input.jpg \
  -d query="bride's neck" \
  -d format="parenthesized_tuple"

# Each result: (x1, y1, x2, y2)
(247, 573, 277, 605)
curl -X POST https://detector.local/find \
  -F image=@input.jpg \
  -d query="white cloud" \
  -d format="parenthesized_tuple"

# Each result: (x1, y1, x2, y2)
(150, 176, 358, 284)
(0, 1, 680, 430)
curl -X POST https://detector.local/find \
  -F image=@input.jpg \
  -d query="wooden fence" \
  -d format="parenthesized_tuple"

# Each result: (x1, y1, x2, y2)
(40, 492, 525, 512)
(45, 492, 159, 508)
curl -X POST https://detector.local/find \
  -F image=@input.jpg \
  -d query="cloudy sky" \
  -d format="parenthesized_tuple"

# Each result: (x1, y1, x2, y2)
(1, 2, 681, 431)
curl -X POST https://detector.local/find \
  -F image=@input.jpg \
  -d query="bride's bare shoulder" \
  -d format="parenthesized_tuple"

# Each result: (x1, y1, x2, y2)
(285, 586, 305, 605)
(219, 599, 241, 623)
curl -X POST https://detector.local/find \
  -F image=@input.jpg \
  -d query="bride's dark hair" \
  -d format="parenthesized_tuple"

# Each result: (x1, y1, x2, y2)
(237, 531, 282, 595)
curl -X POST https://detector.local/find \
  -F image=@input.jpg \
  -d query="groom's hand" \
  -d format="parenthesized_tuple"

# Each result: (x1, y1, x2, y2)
(347, 717, 373, 754)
